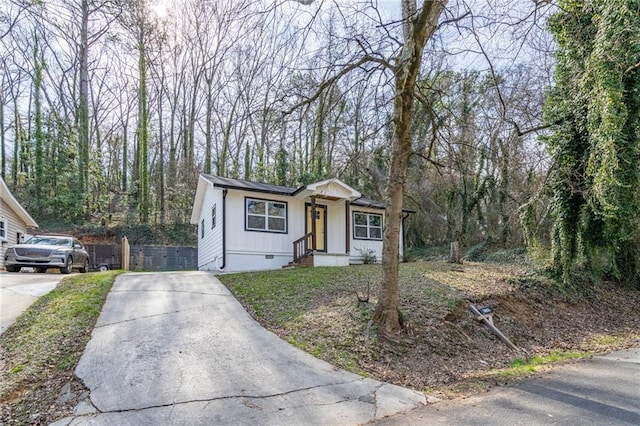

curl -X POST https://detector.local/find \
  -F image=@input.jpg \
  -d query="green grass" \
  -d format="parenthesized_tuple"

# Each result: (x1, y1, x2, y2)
(217, 261, 640, 398)
(498, 350, 592, 378)
(219, 263, 468, 325)
(220, 266, 377, 322)
(219, 263, 471, 375)
(0, 271, 122, 417)
(220, 266, 375, 373)
(592, 334, 634, 346)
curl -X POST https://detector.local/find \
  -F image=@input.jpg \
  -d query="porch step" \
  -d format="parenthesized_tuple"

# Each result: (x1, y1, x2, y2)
(284, 254, 314, 268)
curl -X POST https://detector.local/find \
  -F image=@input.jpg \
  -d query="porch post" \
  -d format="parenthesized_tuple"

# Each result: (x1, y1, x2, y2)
(345, 200, 350, 254)
(311, 196, 317, 251)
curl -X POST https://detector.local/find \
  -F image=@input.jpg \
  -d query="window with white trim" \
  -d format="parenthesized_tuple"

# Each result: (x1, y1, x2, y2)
(201, 219, 205, 239)
(0, 219, 6, 241)
(245, 198, 287, 233)
(353, 212, 382, 240)
(211, 204, 217, 229)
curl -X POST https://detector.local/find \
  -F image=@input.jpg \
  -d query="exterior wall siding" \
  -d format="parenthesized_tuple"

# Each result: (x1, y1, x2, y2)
(0, 198, 28, 269)
(197, 185, 224, 271)
(324, 201, 347, 254)
(225, 190, 305, 256)
(349, 205, 404, 264)
(194, 183, 406, 272)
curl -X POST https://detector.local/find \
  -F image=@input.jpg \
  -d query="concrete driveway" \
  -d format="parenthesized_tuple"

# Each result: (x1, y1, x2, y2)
(0, 271, 65, 334)
(62, 272, 425, 425)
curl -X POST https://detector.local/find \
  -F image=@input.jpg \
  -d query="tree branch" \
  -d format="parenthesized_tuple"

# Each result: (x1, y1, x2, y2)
(625, 61, 640, 74)
(281, 55, 393, 116)
(412, 150, 446, 168)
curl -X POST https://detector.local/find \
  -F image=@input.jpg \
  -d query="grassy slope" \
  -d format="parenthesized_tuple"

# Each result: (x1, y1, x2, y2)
(0, 271, 121, 425)
(220, 262, 640, 395)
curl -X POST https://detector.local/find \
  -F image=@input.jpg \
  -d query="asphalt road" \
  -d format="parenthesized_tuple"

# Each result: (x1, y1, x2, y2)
(0, 271, 65, 334)
(62, 272, 426, 425)
(375, 348, 640, 425)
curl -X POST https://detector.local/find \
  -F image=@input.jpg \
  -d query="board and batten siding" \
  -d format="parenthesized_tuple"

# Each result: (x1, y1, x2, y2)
(193, 181, 405, 272)
(0, 198, 29, 269)
(222, 190, 305, 272)
(349, 205, 403, 263)
(322, 201, 346, 254)
(197, 186, 224, 270)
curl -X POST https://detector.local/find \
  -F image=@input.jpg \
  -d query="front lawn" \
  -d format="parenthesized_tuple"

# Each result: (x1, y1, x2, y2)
(0, 271, 122, 425)
(219, 261, 640, 396)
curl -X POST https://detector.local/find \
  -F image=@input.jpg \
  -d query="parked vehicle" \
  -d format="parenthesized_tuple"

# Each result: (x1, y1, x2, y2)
(4, 235, 90, 274)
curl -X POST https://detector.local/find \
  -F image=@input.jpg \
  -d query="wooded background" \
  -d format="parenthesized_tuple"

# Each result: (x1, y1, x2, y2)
(1, 0, 638, 290)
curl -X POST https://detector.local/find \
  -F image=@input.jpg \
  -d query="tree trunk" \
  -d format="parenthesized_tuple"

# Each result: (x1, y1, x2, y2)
(137, 24, 150, 223)
(373, 0, 447, 335)
(79, 0, 90, 214)
(449, 241, 460, 263)
(12, 108, 20, 186)
(157, 83, 166, 224)
(0, 93, 5, 180)
(204, 78, 213, 174)
(33, 34, 44, 216)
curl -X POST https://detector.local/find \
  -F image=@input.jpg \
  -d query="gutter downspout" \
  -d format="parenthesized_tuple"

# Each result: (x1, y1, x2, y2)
(401, 211, 411, 258)
(221, 188, 227, 270)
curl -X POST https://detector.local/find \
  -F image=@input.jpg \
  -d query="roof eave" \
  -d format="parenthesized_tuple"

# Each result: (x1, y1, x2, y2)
(0, 177, 39, 228)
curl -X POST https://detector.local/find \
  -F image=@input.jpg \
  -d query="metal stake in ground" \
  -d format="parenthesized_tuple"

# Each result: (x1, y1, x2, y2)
(469, 303, 519, 351)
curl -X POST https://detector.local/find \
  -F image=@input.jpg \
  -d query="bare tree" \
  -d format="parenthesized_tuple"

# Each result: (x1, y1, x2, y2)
(286, 0, 447, 334)
(373, 1, 448, 334)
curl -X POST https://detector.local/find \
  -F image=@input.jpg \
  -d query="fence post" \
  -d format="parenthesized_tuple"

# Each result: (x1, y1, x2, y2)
(122, 236, 130, 271)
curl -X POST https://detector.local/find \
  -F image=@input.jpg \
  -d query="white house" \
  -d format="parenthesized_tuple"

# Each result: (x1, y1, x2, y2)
(0, 177, 39, 270)
(190, 174, 410, 272)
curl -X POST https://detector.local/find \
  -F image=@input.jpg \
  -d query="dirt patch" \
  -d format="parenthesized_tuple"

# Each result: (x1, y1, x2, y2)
(224, 261, 640, 399)
(362, 275, 640, 397)
(0, 374, 89, 425)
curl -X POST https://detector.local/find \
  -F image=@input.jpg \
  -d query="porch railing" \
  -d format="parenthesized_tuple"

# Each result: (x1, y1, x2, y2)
(293, 232, 313, 264)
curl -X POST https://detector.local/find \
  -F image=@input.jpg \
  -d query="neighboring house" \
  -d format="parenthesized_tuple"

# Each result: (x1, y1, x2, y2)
(190, 174, 411, 273)
(0, 177, 39, 270)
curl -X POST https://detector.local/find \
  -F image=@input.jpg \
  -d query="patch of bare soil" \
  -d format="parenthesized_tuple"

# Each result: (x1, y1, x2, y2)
(0, 373, 89, 425)
(264, 262, 640, 399)
(359, 265, 640, 398)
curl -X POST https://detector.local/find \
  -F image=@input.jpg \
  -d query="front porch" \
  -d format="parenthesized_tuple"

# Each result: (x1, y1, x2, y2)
(291, 232, 352, 267)
(289, 179, 362, 268)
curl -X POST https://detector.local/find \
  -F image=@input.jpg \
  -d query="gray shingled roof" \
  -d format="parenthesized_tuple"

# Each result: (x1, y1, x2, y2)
(350, 197, 385, 209)
(202, 174, 297, 195)
(201, 174, 413, 212)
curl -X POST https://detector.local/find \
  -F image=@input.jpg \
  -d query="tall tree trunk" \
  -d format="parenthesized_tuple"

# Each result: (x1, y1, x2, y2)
(33, 34, 44, 216)
(158, 86, 166, 224)
(78, 0, 90, 215)
(122, 125, 128, 191)
(12, 108, 20, 186)
(137, 29, 150, 223)
(204, 78, 213, 174)
(373, 0, 447, 335)
(0, 92, 4, 179)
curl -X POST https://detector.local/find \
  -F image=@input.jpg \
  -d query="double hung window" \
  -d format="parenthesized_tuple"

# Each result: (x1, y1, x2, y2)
(246, 198, 287, 233)
(353, 212, 382, 240)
